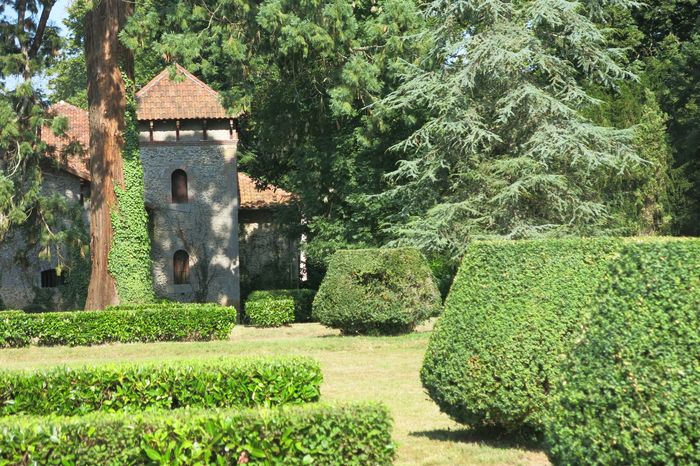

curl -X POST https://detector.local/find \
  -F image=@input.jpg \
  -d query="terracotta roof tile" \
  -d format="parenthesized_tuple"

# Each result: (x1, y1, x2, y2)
(41, 101, 91, 180)
(136, 63, 235, 121)
(238, 173, 294, 209)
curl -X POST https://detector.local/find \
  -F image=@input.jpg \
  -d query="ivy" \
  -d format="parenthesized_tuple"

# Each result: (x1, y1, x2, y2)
(108, 79, 155, 304)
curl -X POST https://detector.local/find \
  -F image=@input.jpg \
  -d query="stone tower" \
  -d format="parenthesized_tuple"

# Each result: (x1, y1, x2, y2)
(136, 64, 240, 307)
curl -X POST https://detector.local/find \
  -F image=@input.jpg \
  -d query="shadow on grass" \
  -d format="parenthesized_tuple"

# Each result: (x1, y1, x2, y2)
(409, 426, 543, 452)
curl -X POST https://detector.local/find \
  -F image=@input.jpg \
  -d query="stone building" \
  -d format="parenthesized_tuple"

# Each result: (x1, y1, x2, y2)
(0, 64, 299, 310)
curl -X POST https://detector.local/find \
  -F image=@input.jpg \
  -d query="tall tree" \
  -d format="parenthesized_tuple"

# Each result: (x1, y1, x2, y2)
(84, 0, 153, 309)
(375, 0, 642, 257)
(1, 0, 90, 288)
(0, 0, 61, 238)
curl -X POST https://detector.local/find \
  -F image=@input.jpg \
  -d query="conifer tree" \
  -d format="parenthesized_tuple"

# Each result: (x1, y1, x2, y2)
(377, 0, 643, 257)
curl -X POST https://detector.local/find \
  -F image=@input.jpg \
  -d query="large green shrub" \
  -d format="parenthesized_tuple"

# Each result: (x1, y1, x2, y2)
(0, 357, 321, 416)
(245, 296, 295, 327)
(421, 238, 624, 430)
(0, 304, 235, 347)
(247, 289, 316, 323)
(0, 403, 395, 465)
(546, 239, 700, 465)
(313, 248, 441, 335)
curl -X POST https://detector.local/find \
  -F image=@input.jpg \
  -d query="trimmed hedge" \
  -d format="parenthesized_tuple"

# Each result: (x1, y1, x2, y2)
(245, 296, 295, 327)
(247, 289, 316, 323)
(313, 248, 441, 335)
(546, 239, 700, 465)
(0, 403, 395, 465)
(0, 304, 235, 347)
(421, 238, 625, 430)
(0, 357, 322, 416)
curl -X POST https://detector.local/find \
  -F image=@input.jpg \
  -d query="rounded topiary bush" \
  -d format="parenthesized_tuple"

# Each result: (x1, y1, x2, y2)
(312, 248, 441, 335)
(546, 239, 700, 465)
(421, 238, 625, 431)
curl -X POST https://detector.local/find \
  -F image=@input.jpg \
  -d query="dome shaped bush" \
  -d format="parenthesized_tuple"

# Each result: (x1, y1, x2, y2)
(421, 238, 624, 430)
(312, 248, 441, 335)
(546, 239, 700, 465)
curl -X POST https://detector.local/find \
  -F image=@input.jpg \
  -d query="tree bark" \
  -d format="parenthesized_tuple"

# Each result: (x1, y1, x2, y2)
(84, 0, 132, 309)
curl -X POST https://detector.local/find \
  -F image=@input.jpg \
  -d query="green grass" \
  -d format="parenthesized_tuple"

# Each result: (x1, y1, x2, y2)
(0, 322, 549, 466)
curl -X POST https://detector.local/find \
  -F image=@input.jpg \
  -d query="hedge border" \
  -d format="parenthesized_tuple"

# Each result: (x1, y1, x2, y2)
(0, 356, 322, 416)
(0, 403, 395, 465)
(0, 304, 236, 347)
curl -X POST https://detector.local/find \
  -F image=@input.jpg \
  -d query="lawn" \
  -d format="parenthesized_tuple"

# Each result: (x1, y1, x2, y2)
(0, 322, 549, 466)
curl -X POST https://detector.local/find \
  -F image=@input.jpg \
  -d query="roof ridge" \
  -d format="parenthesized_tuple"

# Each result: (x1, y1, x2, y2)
(136, 67, 171, 97)
(172, 63, 221, 99)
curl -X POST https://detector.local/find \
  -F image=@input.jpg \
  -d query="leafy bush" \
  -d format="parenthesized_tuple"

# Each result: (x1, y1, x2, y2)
(247, 289, 316, 322)
(313, 248, 441, 335)
(245, 296, 295, 327)
(0, 403, 395, 465)
(546, 239, 700, 465)
(105, 302, 189, 311)
(0, 357, 322, 416)
(421, 238, 625, 430)
(0, 304, 235, 347)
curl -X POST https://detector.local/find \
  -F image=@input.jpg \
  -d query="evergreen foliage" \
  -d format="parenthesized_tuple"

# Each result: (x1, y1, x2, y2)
(421, 238, 624, 431)
(1, 0, 88, 293)
(0, 403, 395, 465)
(245, 295, 295, 327)
(313, 248, 441, 335)
(376, 0, 642, 257)
(0, 304, 236, 347)
(546, 239, 700, 465)
(0, 357, 322, 416)
(247, 289, 316, 323)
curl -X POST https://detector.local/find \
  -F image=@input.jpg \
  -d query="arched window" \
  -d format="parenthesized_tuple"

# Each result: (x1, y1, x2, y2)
(171, 169, 188, 203)
(41, 269, 64, 288)
(173, 250, 190, 285)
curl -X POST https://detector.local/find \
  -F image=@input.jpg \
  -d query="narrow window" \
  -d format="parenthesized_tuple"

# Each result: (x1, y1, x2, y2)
(41, 269, 64, 288)
(171, 169, 188, 203)
(173, 250, 190, 285)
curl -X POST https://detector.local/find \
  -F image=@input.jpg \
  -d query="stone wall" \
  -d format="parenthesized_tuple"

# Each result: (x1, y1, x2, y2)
(239, 208, 299, 298)
(140, 136, 240, 307)
(0, 169, 87, 310)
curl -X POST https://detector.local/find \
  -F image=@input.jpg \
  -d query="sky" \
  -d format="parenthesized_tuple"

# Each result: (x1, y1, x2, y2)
(3, 0, 72, 92)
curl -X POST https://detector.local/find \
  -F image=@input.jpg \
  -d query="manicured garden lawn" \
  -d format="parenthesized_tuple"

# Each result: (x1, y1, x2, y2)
(0, 322, 549, 466)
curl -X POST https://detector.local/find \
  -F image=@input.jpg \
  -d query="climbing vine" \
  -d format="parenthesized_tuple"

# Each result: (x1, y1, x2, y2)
(108, 78, 155, 304)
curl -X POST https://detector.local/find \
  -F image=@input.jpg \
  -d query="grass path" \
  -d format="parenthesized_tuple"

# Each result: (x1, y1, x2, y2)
(0, 323, 549, 466)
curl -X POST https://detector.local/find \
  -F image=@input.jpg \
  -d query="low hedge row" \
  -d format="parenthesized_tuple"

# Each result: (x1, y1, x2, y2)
(0, 357, 322, 416)
(0, 403, 395, 465)
(245, 296, 295, 327)
(0, 304, 236, 347)
(546, 238, 700, 465)
(104, 302, 190, 311)
(421, 238, 625, 430)
(247, 289, 316, 323)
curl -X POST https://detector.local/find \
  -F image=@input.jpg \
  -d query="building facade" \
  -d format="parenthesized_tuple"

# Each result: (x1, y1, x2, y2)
(0, 65, 299, 310)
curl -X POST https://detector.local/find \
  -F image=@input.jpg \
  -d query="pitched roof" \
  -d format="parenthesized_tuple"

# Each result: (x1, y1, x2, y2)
(136, 63, 235, 121)
(41, 102, 294, 208)
(41, 101, 91, 180)
(238, 173, 295, 209)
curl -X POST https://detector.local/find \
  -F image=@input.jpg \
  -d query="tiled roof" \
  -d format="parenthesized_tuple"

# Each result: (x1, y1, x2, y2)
(238, 173, 294, 209)
(41, 101, 91, 180)
(136, 63, 235, 121)
(42, 102, 294, 208)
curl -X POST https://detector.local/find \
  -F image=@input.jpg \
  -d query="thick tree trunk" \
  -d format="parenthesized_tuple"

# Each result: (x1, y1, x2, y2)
(84, 0, 132, 310)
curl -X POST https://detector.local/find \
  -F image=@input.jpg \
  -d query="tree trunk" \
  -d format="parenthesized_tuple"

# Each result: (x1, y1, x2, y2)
(84, 0, 133, 310)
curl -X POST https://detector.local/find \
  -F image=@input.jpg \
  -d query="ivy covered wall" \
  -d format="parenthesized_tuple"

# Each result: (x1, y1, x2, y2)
(108, 92, 155, 304)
